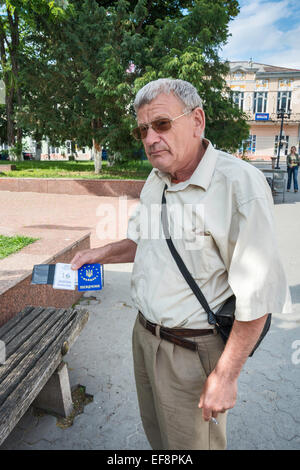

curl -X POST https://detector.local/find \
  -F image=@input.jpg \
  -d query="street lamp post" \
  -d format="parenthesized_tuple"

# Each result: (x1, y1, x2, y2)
(275, 107, 291, 169)
(240, 138, 251, 158)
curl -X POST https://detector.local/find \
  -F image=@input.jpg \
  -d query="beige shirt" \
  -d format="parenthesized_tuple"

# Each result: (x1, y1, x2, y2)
(127, 140, 292, 329)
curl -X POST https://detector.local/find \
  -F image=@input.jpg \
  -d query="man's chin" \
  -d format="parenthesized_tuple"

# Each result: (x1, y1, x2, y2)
(149, 152, 172, 171)
(151, 162, 171, 174)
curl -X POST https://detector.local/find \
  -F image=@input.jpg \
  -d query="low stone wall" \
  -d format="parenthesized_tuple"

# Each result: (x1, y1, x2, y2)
(0, 178, 145, 199)
(0, 164, 16, 172)
(0, 233, 90, 326)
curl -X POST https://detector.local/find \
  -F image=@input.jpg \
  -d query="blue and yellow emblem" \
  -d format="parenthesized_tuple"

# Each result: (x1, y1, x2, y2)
(78, 263, 103, 291)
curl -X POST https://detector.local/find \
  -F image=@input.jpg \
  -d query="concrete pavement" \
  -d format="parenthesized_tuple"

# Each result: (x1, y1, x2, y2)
(0, 177, 300, 450)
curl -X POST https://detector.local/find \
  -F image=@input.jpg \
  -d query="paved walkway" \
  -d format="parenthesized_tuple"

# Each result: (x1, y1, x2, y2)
(0, 191, 138, 294)
(0, 174, 300, 450)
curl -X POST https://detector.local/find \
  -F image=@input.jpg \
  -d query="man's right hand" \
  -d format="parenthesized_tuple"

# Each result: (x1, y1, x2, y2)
(71, 248, 103, 270)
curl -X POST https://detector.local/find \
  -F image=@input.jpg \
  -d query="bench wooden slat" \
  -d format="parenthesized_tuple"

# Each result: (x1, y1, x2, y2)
(5, 307, 63, 357)
(0, 306, 35, 340)
(0, 308, 68, 383)
(0, 308, 88, 445)
(1, 306, 54, 346)
(0, 307, 77, 406)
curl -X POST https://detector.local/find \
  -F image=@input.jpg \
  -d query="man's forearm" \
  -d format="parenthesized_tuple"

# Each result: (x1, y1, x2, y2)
(198, 314, 269, 420)
(103, 239, 137, 264)
(71, 238, 137, 270)
(214, 314, 269, 380)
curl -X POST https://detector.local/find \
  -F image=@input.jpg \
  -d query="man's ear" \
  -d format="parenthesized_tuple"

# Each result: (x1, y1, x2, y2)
(193, 108, 205, 138)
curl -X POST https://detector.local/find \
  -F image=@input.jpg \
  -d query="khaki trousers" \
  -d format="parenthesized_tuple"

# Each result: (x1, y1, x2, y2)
(132, 315, 227, 450)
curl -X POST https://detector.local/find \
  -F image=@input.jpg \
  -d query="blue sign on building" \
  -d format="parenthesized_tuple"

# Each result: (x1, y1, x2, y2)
(255, 113, 269, 121)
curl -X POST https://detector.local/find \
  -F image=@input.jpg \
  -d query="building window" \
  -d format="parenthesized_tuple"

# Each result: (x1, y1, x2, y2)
(279, 79, 292, 89)
(253, 92, 268, 113)
(274, 135, 289, 156)
(231, 91, 244, 110)
(255, 79, 269, 91)
(277, 91, 291, 113)
(233, 72, 244, 81)
(247, 135, 256, 154)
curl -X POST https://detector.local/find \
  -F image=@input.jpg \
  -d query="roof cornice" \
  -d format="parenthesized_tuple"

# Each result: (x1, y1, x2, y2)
(228, 61, 300, 76)
(257, 71, 300, 78)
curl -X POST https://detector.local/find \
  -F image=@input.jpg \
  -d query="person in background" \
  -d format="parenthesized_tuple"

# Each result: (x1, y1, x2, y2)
(286, 146, 299, 193)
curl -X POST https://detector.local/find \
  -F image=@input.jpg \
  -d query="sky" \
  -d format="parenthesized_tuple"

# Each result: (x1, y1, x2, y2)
(220, 0, 300, 69)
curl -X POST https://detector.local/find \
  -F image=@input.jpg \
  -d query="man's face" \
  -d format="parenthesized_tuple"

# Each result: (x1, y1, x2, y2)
(136, 92, 205, 176)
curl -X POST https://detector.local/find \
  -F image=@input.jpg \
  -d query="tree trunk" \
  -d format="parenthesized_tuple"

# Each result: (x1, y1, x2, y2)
(5, 88, 16, 161)
(35, 141, 42, 160)
(0, 25, 14, 159)
(91, 118, 103, 174)
(16, 127, 23, 160)
(7, 7, 23, 161)
(93, 139, 102, 174)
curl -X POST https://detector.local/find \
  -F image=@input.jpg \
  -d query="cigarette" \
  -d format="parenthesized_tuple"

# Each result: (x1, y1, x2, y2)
(210, 417, 219, 425)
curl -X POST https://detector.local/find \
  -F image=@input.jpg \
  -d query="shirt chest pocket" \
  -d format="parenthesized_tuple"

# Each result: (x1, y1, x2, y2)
(180, 230, 222, 280)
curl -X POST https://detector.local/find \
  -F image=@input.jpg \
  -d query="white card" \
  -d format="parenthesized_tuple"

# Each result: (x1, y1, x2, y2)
(53, 263, 76, 290)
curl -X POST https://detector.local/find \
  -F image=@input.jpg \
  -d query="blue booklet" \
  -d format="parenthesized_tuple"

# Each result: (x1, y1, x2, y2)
(78, 263, 103, 291)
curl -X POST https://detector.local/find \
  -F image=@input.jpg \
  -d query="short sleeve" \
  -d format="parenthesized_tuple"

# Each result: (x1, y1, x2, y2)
(127, 202, 141, 244)
(226, 197, 292, 321)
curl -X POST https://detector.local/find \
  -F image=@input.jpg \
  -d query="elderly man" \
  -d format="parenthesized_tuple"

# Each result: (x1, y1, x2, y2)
(71, 78, 291, 450)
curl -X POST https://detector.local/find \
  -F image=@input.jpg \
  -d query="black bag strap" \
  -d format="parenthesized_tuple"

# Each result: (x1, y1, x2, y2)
(161, 184, 216, 325)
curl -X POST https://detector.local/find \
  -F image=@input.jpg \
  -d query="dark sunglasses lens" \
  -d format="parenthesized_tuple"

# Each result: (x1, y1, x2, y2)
(132, 127, 142, 140)
(132, 119, 172, 140)
(152, 119, 172, 133)
(132, 126, 148, 140)
(132, 128, 140, 140)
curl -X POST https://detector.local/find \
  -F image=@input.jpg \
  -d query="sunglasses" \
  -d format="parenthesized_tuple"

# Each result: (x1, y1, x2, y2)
(132, 110, 193, 141)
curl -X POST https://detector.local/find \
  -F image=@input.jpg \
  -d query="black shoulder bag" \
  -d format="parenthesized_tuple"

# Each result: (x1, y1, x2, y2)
(161, 184, 271, 357)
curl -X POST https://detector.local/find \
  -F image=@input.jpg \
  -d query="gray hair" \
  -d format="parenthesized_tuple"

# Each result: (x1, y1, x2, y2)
(134, 78, 203, 113)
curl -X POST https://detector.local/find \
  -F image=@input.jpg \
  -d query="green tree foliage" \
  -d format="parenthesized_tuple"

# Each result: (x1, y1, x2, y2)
(0, 0, 68, 159)
(2, 0, 249, 168)
(132, 0, 249, 151)
(20, 0, 146, 170)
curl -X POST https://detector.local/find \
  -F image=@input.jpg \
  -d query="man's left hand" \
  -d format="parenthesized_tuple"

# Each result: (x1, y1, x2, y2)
(198, 369, 237, 421)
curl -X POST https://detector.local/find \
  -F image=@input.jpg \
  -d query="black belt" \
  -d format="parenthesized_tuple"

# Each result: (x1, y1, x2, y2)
(138, 311, 215, 352)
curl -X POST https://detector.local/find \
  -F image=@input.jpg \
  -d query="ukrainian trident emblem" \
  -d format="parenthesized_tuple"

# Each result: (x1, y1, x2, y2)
(85, 268, 93, 278)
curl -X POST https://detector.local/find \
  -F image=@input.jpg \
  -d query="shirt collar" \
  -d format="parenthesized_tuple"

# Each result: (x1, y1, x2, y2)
(153, 138, 218, 191)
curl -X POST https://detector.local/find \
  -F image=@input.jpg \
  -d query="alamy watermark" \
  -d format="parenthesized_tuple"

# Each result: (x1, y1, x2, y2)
(291, 340, 300, 365)
(54, 0, 69, 8)
(95, 197, 208, 250)
(0, 340, 6, 365)
(0, 80, 5, 105)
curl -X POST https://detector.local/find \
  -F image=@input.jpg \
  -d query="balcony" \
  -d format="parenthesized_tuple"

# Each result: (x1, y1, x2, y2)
(269, 112, 300, 123)
(246, 111, 300, 123)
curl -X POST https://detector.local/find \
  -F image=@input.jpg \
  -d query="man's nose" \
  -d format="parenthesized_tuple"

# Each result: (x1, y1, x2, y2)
(143, 126, 161, 146)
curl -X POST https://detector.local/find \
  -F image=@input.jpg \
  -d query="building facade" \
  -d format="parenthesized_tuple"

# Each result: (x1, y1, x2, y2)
(227, 61, 300, 161)
(0, 138, 92, 161)
(39, 140, 92, 160)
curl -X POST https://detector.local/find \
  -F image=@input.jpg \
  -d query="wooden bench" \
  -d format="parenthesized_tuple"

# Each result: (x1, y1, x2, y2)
(0, 305, 89, 446)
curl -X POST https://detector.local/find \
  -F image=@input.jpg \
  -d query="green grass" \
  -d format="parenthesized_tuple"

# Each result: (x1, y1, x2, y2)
(0, 159, 152, 180)
(0, 234, 38, 259)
